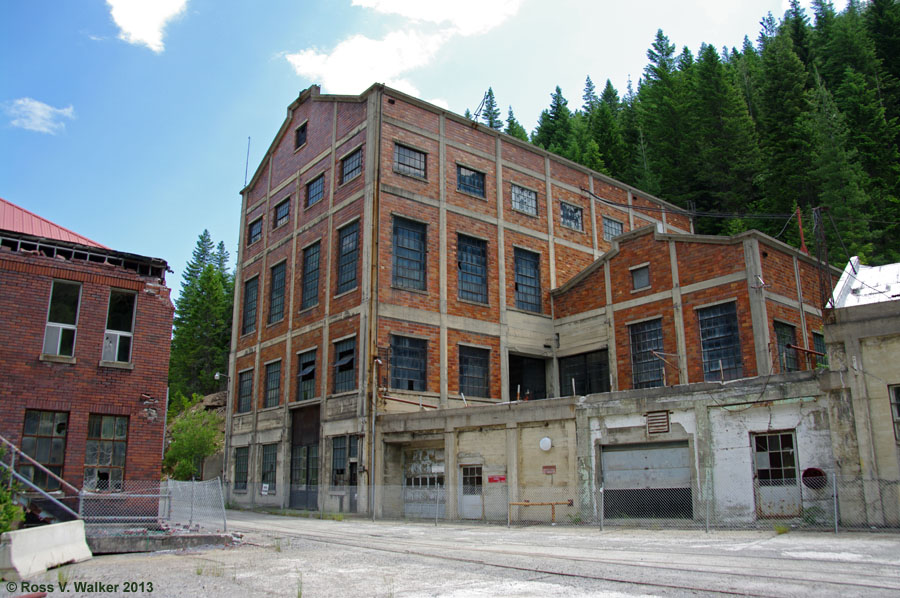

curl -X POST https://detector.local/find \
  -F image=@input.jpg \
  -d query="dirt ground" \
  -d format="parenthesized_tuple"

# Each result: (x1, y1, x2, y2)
(3, 510, 900, 597)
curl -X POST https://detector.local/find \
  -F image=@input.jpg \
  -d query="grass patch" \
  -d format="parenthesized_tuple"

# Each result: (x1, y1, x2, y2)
(774, 523, 790, 534)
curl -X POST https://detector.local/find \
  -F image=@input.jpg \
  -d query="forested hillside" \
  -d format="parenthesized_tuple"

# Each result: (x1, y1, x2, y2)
(487, 0, 900, 265)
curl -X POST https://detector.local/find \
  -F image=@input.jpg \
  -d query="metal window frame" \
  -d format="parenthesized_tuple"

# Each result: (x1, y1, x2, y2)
(242, 277, 258, 335)
(891, 386, 900, 443)
(19, 410, 69, 491)
(394, 143, 426, 178)
(511, 184, 537, 216)
(43, 280, 81, 357)
(697, 302, 743, 381)
(102, 289, 136, 363)
(247, 218, 263, 245)
(392, 217, 427, 291)
(273, 197, 291, 228)
(456, 164, 485, 197)
(301, 242, 320, 309)
(306, 174, 325, 208)
(560, 201, 584, 231)
(264, 360, 282, 408)
(602, 216, 624, 240)
(558, 349, 610, 395)
(268, 261, 287, 324)
(629, 318, 664, 389)
(260, 443, 278, 490)
(84, 413, 128, 491)
(333, 337, 356, 393)
(459, 345, 489, 397)
(390, 335, 427, 391)
(294, 121, 308, 149)
(341, 147, 362, 183)
(631, 265, 650, 290)
(513, 248, 541, 313)
(233, 446, 249, 490)
(331, 436, 348, 486)
(774, 321, 798, 372)
(237, 370, 254, 413)
(296, 349, 317, 401)
(813, 332, 828, 368)
(457, 234, 488, 303)
(752, 430, 798, 487)
(336, 222, 359, 295)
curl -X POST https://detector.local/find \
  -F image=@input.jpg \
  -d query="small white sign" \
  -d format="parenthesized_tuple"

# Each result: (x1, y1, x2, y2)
(432, 464, 445, 474)
(261, 483, 269, 495)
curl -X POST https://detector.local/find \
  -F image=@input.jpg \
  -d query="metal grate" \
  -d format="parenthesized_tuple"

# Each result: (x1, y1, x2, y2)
(301, 242, 320, 309)
(514, 248, 541, 312)
(698, 302, 743, 381)
(458, 234, 487, 303)
(268, 262, 286, 323)
(646, 410, 670, 434)
(390, 335, 427, 391)
(336, 222, 359, 294)
(630, 318, 664, 388)
(392, 217, 426, 290)
(457, 165, 485, 197)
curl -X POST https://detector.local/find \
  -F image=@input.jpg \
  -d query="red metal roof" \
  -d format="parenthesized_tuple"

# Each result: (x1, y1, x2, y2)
(0, 197, 107, 249)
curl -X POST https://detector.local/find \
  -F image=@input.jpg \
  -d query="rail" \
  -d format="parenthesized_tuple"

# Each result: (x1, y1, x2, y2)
(508, 499, 574, 525)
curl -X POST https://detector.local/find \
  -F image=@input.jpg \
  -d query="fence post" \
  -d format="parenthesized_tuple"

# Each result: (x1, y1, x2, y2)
(190, 480, 195, 528)
(219, 477, 228, 532)
(599, 486, 604, 532)
(434, 486, 439, 527)
(833, 472, 839, 534)
(705, 475, 710, 534)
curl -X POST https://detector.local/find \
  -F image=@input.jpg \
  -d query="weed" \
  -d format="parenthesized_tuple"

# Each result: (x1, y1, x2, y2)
(195, 566, 204, 576)
(57, 567, 71, 585)
(774, 523, 790, 534)
(296, 571, 303, 598)
(274, 537, 282, 552)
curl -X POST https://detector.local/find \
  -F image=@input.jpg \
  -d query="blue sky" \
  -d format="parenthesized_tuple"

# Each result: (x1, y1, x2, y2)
(1, 0, 815, 301)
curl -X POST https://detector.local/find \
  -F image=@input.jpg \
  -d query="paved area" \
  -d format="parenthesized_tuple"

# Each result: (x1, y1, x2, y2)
(3, 510, 900, 597)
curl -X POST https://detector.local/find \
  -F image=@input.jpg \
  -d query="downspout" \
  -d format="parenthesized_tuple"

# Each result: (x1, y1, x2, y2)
(368, 86, 384, 517)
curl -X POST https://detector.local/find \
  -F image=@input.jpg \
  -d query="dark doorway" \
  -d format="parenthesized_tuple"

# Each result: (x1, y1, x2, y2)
(290, 405, 320, 510)
(508, 354, 546, 400)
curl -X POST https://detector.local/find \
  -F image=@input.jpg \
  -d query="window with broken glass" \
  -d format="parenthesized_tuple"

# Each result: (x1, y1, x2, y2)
(333, 338, 356, 393)
(260, 443, 277, 492)
(514, 248, 541, 312)
(559, 349, 610, 395)
(390, 335, 426, 391)
(43, 280, 80, 357)
(457, 234, 487, 304)
(630, 319, 664, 389)
(296, 349, 317, 401)
(774, 321, 798, 372)
(511, 184, 537, 216)
(102, 290, 136, 363)
(698, 302, 743, 381)
(84, 414, 128, 491)
(294, 122, 307, 149)
(331, 435, 348, 486)
(813, 332, 828, 369)
(560, 202, 583, 231)
(457, 165, 485, 197)
(19, 410, 68, 491)
(264, 361, 281, 408)
(233, 446, 248, 491)
(273, 197, 290, 228)
(753, 432, 797, 486)
(237, 370, 253, 413)
(459, 346, 489, 398)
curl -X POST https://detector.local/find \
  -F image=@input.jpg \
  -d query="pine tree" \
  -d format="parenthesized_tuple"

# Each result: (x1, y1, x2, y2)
(464, 108, 473, 120)
(600, 79, 620, 112)
(758, 12, 778, 51)
(531, 86, 573, 153)
(505, 107, 529, 141)
(481, 87, 502, 130)
(582, 76, 599, 113)
(784, 0, 814, 69)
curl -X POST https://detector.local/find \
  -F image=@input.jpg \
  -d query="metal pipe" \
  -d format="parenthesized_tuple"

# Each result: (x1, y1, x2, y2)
(381, 395, 438, 409)
(371, 357, 381, 521)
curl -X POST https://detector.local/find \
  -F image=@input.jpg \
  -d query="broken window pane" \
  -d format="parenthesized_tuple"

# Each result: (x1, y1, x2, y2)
(106, 291, 136, 332)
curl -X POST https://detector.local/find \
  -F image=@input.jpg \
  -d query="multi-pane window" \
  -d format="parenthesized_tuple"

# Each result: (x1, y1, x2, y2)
(102, 290, 136, 363)
(242, 277, 258, 335)
(560, 202, 583, 231)
(84, 414, 128, 491)
(698, 302, 743, 381)
(306, 175, 324, 208)
(273, 197, 290, 228)
(753, 432, 797, 486)
(247, 218, 262, 245)
(19, 410, 68, 491)
(390, 335, 427, 391)
(333, 338, 356, 393)
(394, 144, 426, 178)
(462, 465, 483, 495)
(459, 346, 489, 398)
(632, 266, 650, 290)
(295, 122, 307, 149)
(264, 361, 282, 408)
(268, 262, 286, 324)
(297, 350, 317, 401)
(261, 443, 277, 492)
(890, 386, 900, 442)
(458, 235, 487, 303)
(603, 216, 624, 240)
(511, 184, 537, 216)
(514, 248, 541, 313)
(774, 321, 798, 372)
(301, 242, 320, 310)
(630, 318, 664, 389)
(341, 148, 362, 183)
(43, 280, 80, 357)
(233, 447, 248, 491)
(813, 332, 828, 369)
(237, 370, 253, 413)
(559, 349, 610, 395)
(331, 436, 347, 486)
(392, 217, 426, 291)
(336, 222, 359, 294)
(457, 165, 485, 197)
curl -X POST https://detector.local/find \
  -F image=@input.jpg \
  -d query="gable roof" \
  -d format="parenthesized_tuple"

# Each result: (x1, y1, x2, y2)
(0, 197, 107, 249)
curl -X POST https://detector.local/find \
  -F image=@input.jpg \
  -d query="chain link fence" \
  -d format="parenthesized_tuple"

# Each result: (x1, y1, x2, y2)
(229, 474, 900, 532)
(80, 478, 227, 536)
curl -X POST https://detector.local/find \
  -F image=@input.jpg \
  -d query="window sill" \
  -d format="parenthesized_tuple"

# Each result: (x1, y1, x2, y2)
(507, 307, 551, 319)
(293, 142, 307, 154)
(298, 304, 319, 315)
(338, 172, 361, 188)
(266, 317, 285, 328)
(39, 354, 76, 365)
(561, 224, 585, 234)
(272, 222, 290, 232)
(99, 360, 134, 370)
(328, 390, 358, 399)
(630, 286, 652, 294)
(390, 285, 428, 295)
(458, 297, 490, 308)
(456, 189, 487, 201)
(393, 168, 428, 183)
(232, 489, 248, 494)
(240, 330, 256, 339)
(246, 239, 262, 249)
(304, 199, 324, 211)
(511, 208, 539, 218)
(290, 396, 322, 406)
(258, 404, 282, 413)
(333, 288, 358, 300)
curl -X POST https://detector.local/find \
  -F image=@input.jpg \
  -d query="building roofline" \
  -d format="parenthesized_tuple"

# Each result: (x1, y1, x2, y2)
(0, 197, 108, 248)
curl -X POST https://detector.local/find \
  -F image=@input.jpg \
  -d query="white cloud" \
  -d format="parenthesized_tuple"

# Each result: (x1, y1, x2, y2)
(287, 1, 522, 98)
(4, 98, 75, 134)
(106, 0, 187, 53)
(352, 0, 523, 36)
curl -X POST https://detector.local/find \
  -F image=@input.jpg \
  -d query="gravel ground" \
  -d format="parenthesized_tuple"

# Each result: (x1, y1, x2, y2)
(3, 510, 900, 597)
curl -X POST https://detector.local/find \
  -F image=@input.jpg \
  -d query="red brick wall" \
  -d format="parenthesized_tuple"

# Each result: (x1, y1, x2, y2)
(614, 299, 679, 388)
(682, 283, 757, 381)
(377, 317, 441, 393)
(608, 231, 672, 305)
(0, 252, 173, 486)
(447, 329, 502, 399)
(675, 241, 745, 287)
(446, 213, 500, 321)
(553, 265, 607, 319)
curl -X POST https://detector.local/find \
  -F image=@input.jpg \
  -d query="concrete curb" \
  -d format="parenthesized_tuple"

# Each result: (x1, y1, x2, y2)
(87, 533, 233, 554)
(0, 520, 92, 581)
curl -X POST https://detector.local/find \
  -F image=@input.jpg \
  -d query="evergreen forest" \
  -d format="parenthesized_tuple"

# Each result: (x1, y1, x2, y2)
(481, 0, 900, 265)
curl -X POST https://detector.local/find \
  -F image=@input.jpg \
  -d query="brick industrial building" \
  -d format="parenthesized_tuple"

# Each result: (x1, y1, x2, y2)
(0, 197, 173, 495)
(225, 84, 831, 513)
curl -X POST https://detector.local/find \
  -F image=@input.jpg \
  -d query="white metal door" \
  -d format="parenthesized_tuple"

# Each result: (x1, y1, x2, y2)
(752, 431, 801, 517)
(459, 465, 483, 519)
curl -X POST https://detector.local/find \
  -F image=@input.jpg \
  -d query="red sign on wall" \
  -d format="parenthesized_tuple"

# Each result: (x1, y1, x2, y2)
(542, 465, 557, 475)
(487, 475, 506, 483)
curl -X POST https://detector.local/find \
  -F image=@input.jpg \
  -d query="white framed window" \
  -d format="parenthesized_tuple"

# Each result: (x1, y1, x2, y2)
(43, 280, 81, 357)
(102, 290, 136, 363)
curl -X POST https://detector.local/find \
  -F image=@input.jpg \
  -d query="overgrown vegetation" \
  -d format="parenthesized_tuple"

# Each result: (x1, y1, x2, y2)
(164, 407, 224, 480)
(0, 449, 24, 533)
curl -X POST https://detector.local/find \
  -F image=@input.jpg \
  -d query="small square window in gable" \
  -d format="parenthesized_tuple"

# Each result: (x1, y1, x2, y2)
(631, 266, 650, 290)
